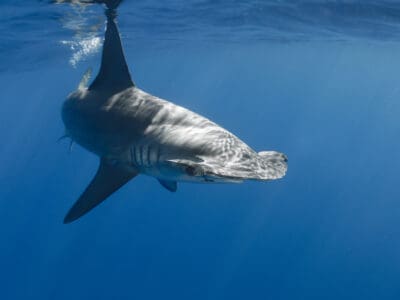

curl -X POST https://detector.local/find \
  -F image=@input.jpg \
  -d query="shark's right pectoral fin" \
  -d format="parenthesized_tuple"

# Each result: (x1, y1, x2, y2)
(64, 158, 138, 224)
(157, 179, 177, 192)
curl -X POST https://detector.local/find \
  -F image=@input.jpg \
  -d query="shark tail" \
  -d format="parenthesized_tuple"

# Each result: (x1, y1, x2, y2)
(102, 0, 122, 9)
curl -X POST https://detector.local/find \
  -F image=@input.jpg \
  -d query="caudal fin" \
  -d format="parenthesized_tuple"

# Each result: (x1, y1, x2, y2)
(102, 0, 123, 9)
(257, 151, 288, 180)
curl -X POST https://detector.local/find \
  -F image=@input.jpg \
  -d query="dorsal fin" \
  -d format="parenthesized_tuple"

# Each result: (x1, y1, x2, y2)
(89, 8, 134, 92)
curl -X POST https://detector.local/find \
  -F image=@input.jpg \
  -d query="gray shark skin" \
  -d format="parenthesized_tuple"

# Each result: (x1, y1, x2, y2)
(62, 1, 287, 223)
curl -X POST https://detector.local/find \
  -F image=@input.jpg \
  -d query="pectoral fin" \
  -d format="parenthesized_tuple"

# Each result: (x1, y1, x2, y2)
(157, 179, 177, 192)
(64, 158, 138, 224)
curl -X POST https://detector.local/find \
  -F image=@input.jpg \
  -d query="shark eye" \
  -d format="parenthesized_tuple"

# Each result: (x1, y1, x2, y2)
(185, 166, 196, 176)
(185, 165, 204, 176)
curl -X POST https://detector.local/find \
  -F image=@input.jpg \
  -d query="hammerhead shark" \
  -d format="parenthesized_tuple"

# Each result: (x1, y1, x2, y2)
(62, 0, 287, 223)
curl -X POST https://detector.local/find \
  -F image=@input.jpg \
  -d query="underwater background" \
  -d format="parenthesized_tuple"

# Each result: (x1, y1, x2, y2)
(1, 1, 400, 299)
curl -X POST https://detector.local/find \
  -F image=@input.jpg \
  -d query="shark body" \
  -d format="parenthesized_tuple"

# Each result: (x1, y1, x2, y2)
(62, 3, 287, 223)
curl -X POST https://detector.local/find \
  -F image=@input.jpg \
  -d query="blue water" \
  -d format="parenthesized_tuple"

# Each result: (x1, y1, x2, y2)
(1, 1, 400, 299)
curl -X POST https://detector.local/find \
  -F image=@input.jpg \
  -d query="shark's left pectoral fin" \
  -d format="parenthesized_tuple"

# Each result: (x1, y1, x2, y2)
(158, 179, 177, 192)
(64, 158, 138, 224)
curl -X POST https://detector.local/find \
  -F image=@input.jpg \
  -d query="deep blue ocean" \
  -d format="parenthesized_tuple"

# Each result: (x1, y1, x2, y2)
(1, 1, 400, 299)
